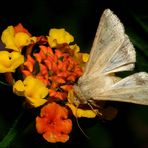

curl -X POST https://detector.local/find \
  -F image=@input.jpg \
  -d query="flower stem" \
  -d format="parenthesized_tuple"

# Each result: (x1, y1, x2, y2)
(0, 111, 24, 147)
(4, 72, 14, 85)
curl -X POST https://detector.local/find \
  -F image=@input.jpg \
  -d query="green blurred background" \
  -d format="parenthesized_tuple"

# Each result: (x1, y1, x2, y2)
(0, 0, 148, 147)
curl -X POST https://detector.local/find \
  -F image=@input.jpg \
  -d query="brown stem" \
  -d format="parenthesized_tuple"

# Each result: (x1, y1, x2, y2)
(4, 72, 14, 85)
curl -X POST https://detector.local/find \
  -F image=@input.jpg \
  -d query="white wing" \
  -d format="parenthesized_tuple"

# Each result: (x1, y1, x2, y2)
(80, 9, 135, 83)
(74, 9, 148, 106)
(90, 72, 148, 105)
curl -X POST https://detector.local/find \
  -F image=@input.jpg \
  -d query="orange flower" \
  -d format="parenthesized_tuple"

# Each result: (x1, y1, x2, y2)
(21, 45, 84, 101)
(23, 55, 35, 72)
(60, 85, 73, 91)
(36, 102, 72, 143)
(14, 23, 31, 36)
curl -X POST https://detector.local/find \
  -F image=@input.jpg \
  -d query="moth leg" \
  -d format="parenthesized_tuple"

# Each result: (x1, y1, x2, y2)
(87, 100, 103, 117)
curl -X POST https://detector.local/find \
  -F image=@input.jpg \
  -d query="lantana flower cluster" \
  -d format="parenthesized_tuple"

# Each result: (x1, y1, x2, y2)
(0, 23, 98, 143)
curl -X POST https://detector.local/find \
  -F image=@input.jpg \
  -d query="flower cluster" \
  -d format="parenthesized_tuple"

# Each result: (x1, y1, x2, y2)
(0, 23, 100, 143)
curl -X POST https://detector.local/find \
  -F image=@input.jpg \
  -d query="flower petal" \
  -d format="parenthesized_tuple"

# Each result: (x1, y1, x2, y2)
(1, 26, 18, 51)
(67, 103, 97, 118)
(13, 76, 49, 107)
(14, 23, 31, 36)
(14, 32, 36, 48)
(47, 28, 74, 48)
(0, 51, 24, 73)
(82, 53, 89, 62)
(36, 102, 72, 143)
(13, 80, 25, 96)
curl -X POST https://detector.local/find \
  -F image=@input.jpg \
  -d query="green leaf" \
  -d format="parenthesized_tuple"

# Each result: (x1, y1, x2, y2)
(0, 111, 24, 147)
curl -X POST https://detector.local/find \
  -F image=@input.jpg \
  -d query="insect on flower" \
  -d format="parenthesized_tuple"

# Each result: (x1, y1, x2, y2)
(1, 9, 148, 145)
(73, 9, 148, 109)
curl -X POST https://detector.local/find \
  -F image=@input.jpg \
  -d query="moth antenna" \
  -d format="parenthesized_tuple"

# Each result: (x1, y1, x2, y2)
(75, 105, 90, 139)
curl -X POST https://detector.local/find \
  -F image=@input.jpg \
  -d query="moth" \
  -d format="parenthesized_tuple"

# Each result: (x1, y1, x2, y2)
(74, 9, 148, 107)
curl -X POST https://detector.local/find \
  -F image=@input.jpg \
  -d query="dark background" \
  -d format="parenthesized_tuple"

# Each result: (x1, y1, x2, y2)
(0, 0, 148, 147)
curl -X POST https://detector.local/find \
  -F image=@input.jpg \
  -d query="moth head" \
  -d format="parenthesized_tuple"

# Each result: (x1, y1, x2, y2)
(73, 84, 88, 105)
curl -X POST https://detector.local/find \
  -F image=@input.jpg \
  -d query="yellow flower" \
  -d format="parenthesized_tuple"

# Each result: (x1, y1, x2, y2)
(13, 76, 49, 107)
(67, 90, 97, 118)
(1, 26, 18, 51)
(47, 28, 74, 48)
(1, 25, 36, 51)
(82, 53, 89, 62)
(67, 103, 97, 118)
(13, 80, 25, 96)
(0, 51, 24, 73)
(70, 44, 80, 53)
(70, 44, 89, 63)
(14, 32, 36, 49)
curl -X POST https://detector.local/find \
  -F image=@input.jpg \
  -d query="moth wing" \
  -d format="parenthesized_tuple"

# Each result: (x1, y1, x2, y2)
(91, 72, 148, 105)
(80, 9, 135, 82)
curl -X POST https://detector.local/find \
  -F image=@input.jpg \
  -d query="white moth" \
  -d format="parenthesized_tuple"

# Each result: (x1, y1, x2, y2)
(74, 9, 148, 106)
